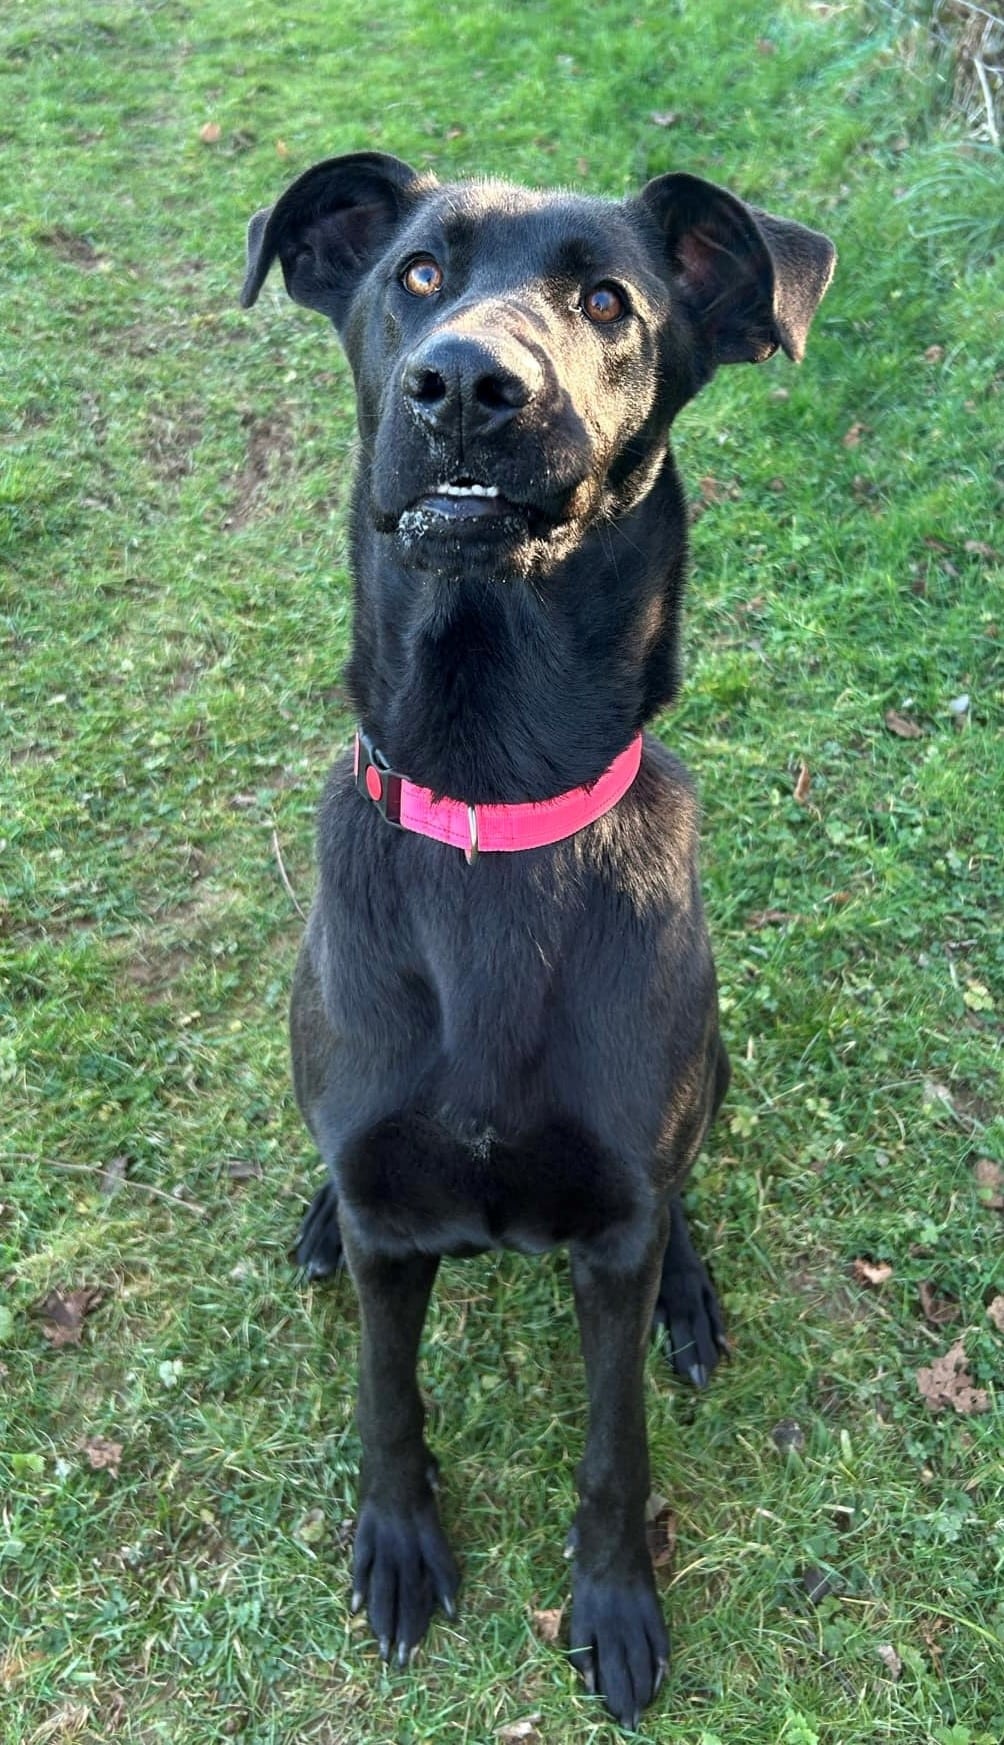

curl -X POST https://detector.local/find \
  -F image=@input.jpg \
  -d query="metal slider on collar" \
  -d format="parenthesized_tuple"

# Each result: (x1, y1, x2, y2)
(465, 805, 479, 866)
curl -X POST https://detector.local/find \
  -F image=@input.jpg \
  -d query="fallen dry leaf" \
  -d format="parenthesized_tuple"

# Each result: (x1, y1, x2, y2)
(923, 344, 945, 363)
(974, 1158, 1004, 1210)
(84, 1436, 122, 1474)
(199, 121, 222, 144)
(295, 1507, 327, 1545)
(793, 761, 811, 805)
(920, 1616, 947, 1670)
(799, 1564, 838, 1605)
(34, 1287, 104, 1348)
(916, 1338, 989, 1415)
(987, 1295, 1004, 1333)
(644, 1492, 677, 1569)
(26, 1702, 90, 1741)
(529, 1606, 563, 1644)
(275, 139, 291, 159)
(918, 1280, 960, 1327)
(650, 110, 679, 127)
(843, 421, 866, 447)
(964, 539, 1001, 561)
(100, 1155, 127, 1196)
(771, 1418, 805, 1452)
(852, 1258, 893, 1286)
(884, 708, 922, 739)
(227, 1158, 263, 1181)
(747, 908, 800, 929)
(877, 1641, 903, 1680)
(497, 1720, 542, 1745)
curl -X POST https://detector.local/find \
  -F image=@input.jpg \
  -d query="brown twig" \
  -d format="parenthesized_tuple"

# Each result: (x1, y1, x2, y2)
(270, 825, 307, 919)
(973, 51, 1001, 144)
(3, 1154, 207, 1215)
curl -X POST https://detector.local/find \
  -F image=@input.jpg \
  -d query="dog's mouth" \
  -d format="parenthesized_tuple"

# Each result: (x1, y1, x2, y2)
(416, 478, 520, 522)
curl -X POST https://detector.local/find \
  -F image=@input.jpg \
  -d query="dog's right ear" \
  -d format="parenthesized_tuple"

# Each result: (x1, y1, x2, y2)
(240, 151, 425, 325)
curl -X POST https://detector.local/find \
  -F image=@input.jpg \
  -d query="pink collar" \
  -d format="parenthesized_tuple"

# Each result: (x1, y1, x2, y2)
(354, 729, 643, 863)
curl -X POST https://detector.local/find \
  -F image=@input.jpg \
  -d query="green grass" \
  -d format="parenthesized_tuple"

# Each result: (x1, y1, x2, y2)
(2, 1, 1003, 1741)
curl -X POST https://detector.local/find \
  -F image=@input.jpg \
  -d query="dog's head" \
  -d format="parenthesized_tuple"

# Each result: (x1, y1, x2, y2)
(243, 153, 834, 580)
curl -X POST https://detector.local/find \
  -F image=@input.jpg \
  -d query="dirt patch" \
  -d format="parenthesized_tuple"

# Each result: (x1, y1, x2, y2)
(118, 855, 231, 1000)
(142, 405, 204, 484)
(788, 1251, 875, 1326)
(37, 225, 106, 270)
(224, 410, 291, 530)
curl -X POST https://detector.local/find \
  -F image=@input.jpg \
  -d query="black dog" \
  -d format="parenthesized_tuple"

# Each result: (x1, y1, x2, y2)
(242, 152, 834, 1726)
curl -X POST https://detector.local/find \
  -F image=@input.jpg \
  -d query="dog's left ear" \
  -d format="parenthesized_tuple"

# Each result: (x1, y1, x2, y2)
(240, 150, 425, 326)
(636, 172, 835, 367)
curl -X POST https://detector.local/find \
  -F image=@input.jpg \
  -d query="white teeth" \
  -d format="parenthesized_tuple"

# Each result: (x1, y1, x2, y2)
(434, 481, 500, 498)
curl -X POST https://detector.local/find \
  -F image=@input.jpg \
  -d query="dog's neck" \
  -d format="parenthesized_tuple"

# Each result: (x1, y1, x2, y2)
(345, 458, 689, 805)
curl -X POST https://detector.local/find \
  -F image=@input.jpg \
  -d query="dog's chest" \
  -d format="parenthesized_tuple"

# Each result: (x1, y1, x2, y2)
(328, 847, 654, 1256)
(415, 890, 562, 1127)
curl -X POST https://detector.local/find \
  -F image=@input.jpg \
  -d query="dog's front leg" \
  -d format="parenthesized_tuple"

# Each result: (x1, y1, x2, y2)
(342, 1234, 460, 1665)
(568, 1216, 670, 1728)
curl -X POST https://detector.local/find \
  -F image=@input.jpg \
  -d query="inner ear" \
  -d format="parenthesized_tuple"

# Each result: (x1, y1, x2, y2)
(284, 194, 404, 310)
(643, 174, 781, 367)
(240, 151, 424, 325)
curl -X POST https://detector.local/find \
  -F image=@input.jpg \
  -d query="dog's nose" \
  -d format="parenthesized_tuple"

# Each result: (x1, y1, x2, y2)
(401, 332, 539, 437)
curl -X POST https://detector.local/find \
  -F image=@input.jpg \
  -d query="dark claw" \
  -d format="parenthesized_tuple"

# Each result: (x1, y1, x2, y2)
(379, 1635, 391, 1662)
(294, 1179, 344, 1279)
(654, 1197, 727, 1387)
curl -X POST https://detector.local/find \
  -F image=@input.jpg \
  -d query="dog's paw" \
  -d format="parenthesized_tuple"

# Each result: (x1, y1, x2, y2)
(653, 1204, 728, 1387)
(569, 1571, 668, 1729)
(294, 1180, 344, 1279)
(652, 1250, 727, 1387)
(351, 1496, 460, 1667)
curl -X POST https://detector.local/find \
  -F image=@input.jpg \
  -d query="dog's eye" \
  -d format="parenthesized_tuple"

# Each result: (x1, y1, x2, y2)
(402, 257, 443, 298)
(582, 283, 626, 324)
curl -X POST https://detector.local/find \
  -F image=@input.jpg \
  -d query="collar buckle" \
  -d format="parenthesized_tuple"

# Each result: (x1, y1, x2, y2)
(465, 804, 479, 866)
(354, 730, 403, 827)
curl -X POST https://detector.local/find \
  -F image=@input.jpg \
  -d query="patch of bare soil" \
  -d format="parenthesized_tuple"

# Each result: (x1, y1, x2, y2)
(142, 406, 205, 484)
(37, 225, 106, 269)
(224, 410, 291, 530)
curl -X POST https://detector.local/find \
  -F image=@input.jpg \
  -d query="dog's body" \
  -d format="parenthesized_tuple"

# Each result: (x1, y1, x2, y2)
(243, 153, 834, 1725)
